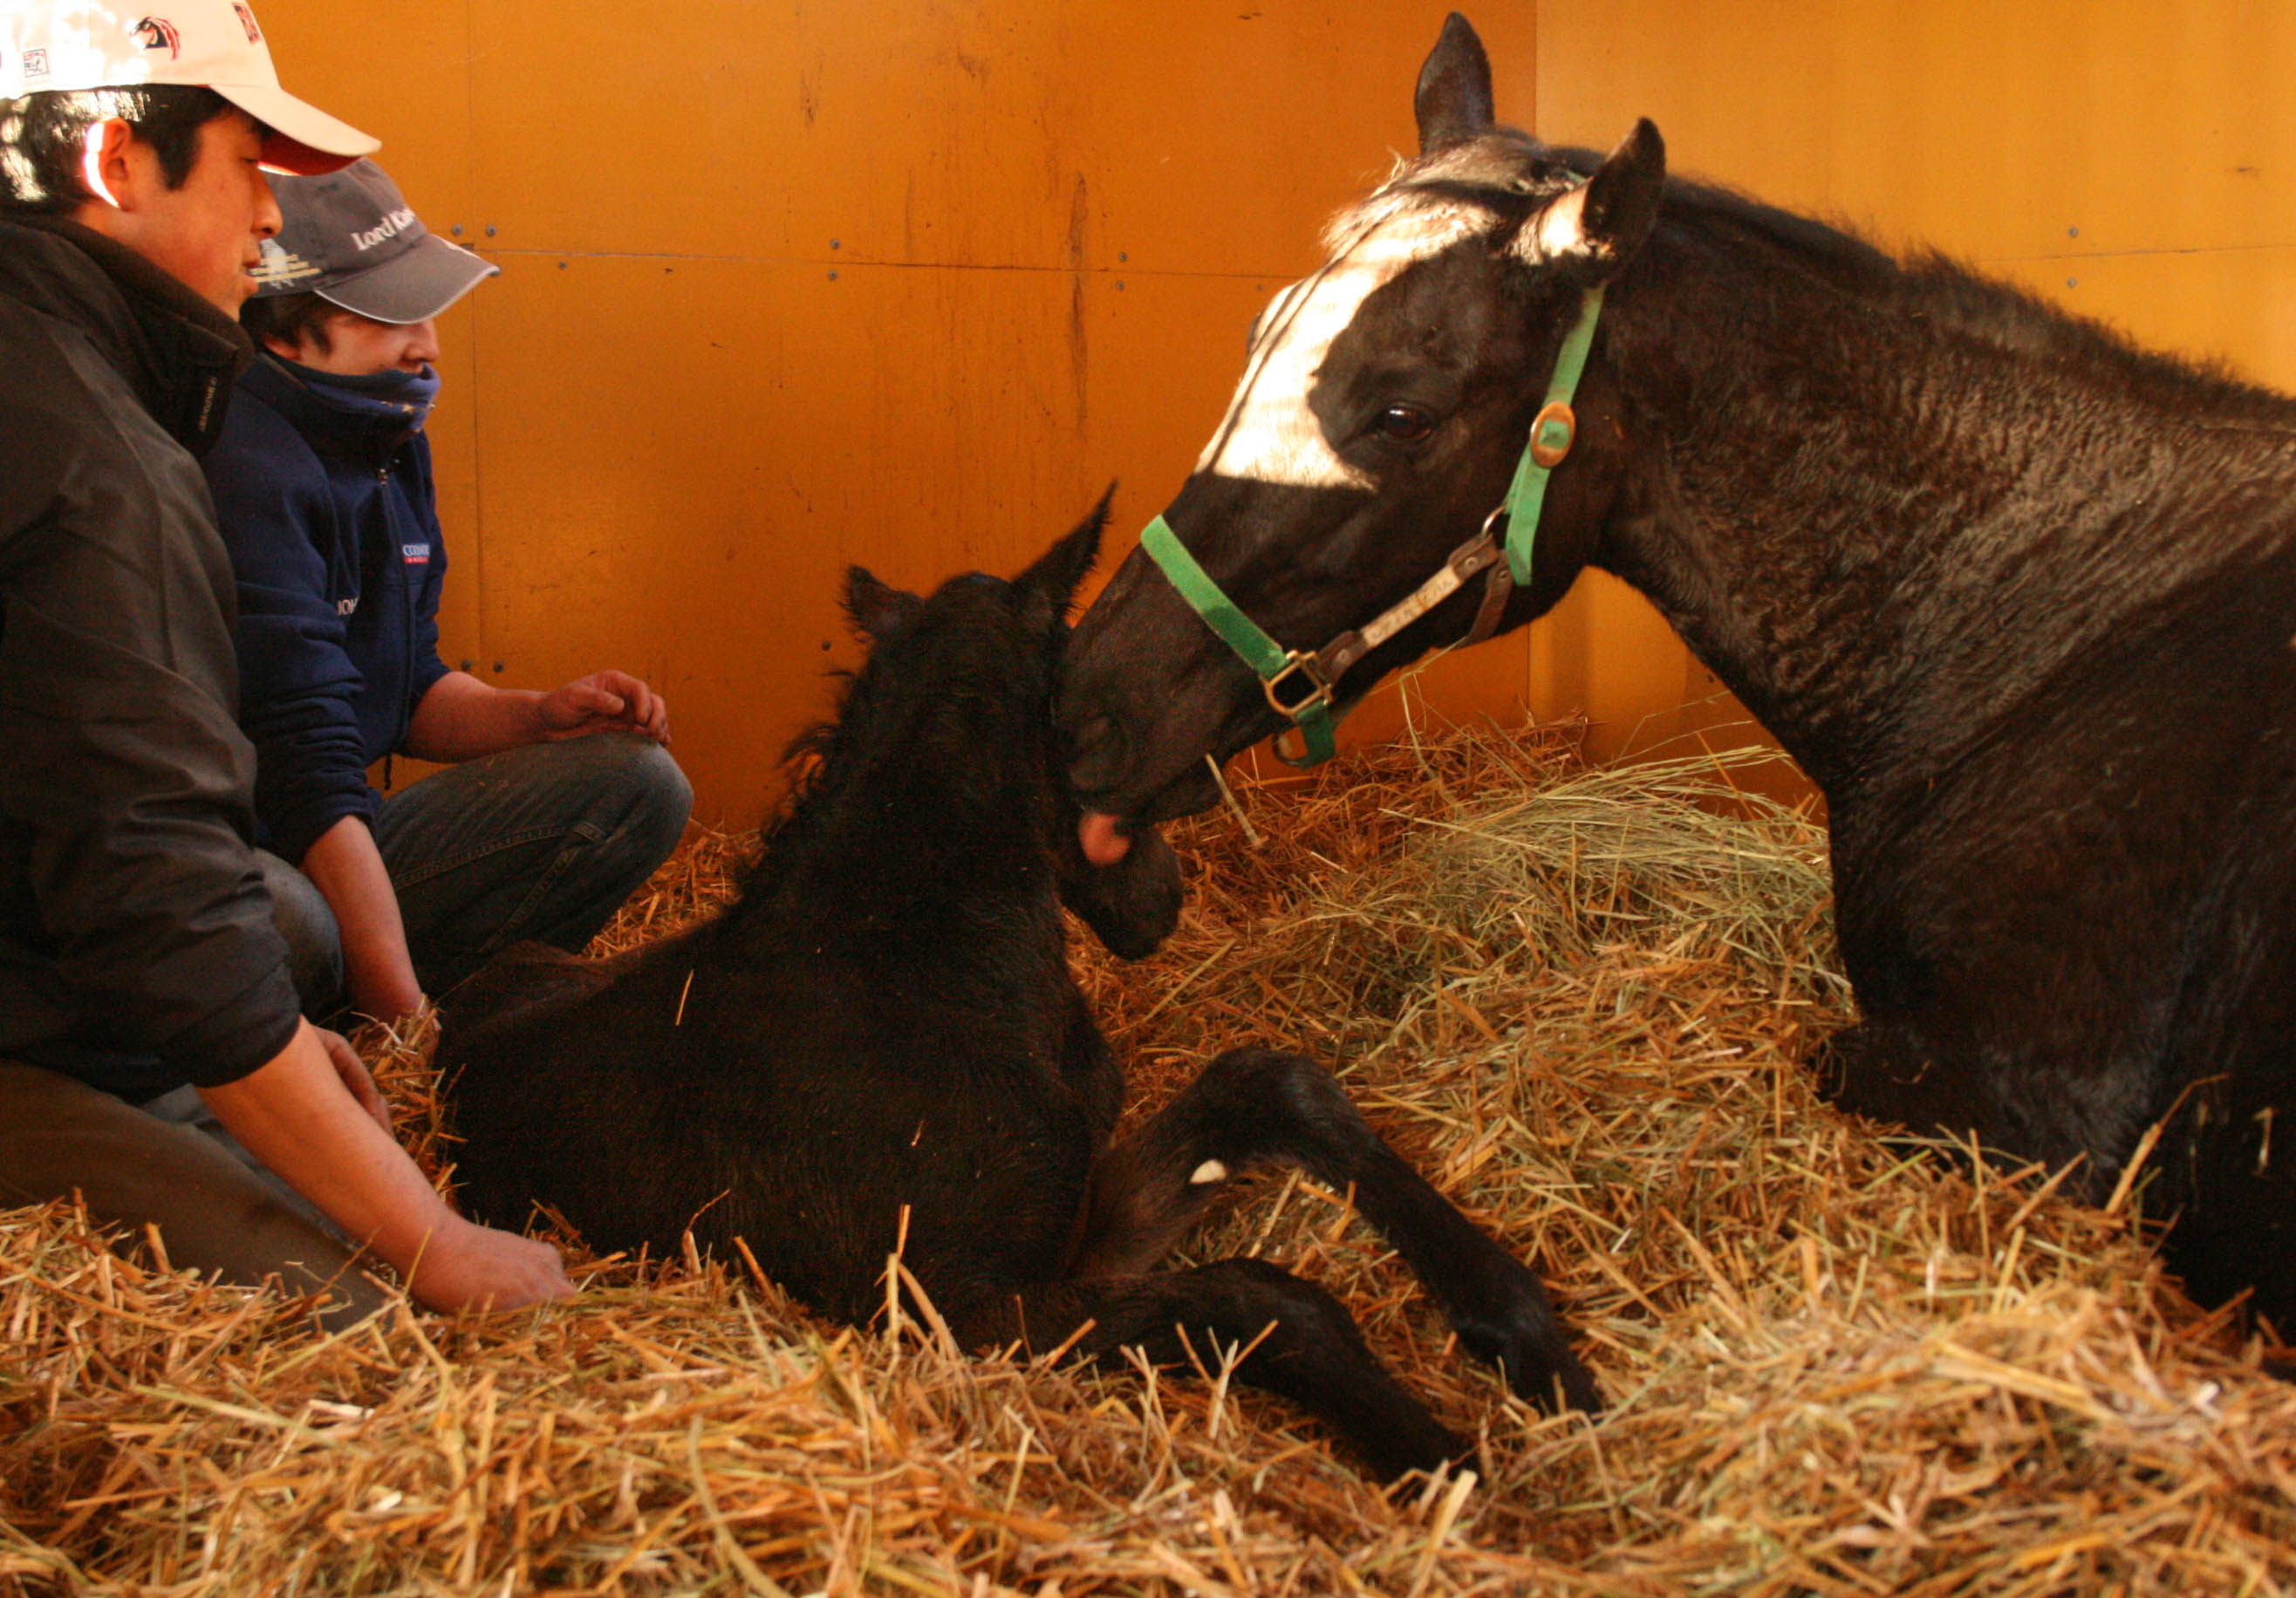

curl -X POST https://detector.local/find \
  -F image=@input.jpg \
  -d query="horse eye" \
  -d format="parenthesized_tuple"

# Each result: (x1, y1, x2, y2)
(1376, 405, 1434, 442)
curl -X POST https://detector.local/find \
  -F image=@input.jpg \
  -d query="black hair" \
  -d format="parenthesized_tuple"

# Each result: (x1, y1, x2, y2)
(0, 85, 238, 215)
(240, 290, 340, 355)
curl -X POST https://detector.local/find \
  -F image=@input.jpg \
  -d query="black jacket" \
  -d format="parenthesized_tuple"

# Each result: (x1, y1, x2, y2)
(0, 215, 303, 1100)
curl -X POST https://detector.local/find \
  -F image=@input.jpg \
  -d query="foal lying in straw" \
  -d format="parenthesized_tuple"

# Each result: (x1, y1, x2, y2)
(437, 503, 1597, 1478)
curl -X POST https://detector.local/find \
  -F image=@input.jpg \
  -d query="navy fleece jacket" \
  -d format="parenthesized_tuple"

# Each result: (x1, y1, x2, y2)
(202, 354, 453, 864)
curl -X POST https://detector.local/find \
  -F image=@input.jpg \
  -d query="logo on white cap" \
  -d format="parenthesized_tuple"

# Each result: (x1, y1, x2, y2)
(132, 17, 181, 58)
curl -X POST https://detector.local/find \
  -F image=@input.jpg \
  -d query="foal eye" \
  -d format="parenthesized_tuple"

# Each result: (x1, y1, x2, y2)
(1375, 405, 1435, 441)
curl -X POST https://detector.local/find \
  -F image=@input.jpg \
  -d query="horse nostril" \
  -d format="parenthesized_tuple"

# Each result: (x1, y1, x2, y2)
(1063, 711, 1129, 792)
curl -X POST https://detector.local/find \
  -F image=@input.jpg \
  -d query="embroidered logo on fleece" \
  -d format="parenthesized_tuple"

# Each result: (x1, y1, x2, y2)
(401, 544, 432, 566)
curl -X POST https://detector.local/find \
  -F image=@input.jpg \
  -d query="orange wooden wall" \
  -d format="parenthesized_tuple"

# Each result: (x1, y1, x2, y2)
(253, 0, 1535, 825)
(249, 2, 2296, 821)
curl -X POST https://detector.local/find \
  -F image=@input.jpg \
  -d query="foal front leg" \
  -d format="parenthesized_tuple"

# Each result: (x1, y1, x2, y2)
(967, 1261, 1465, 1481)
(1074, 1048, 1601, 1413)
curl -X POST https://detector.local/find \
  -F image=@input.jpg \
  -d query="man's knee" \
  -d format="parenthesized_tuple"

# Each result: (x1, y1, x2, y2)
(569, 734, 692, 875)
(256, 849, 345, 1015)
(0, 1062, 387, 1329)
(619, 738, 694, 860)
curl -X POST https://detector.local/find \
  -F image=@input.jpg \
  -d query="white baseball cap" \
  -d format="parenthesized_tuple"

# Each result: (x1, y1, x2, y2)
(2, 0, 379, 175)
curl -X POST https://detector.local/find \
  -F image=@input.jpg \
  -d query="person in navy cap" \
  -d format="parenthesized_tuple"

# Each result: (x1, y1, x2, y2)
(0, 1, 571, 1321)
(204, 158, 691, 1026)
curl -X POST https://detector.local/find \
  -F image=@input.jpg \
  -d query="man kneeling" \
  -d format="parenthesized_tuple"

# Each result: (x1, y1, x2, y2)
(206, 159, 692, 1021)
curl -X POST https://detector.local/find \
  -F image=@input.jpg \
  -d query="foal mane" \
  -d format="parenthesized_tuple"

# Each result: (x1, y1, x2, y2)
(708, 675, 865, 925)
(720, 590, 1056, 932)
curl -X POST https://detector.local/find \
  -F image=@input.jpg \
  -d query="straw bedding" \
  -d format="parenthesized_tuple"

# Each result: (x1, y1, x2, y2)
(5, 720, 2293, 1596)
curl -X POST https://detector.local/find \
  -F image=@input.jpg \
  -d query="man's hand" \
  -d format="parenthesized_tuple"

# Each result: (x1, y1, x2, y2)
(316, 1025, 393, 1137)
(199, 1021, 577, 1316)
(537, 671, 671, 744)
(401, 1215, 576, 1313)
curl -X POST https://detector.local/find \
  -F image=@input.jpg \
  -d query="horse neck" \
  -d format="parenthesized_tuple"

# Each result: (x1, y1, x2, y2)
(1593, 226, 2296, 802)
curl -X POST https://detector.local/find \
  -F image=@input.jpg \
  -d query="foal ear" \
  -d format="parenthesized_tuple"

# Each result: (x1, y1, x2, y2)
(1516, 118, 1667, 283)
(1014, 484, 1113, 629)
(844, 566, 924, 644)
(1415, 13, 1496, 155)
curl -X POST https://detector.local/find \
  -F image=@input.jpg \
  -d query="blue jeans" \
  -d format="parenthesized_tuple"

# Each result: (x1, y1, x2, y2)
(262, 734, 692, 1012)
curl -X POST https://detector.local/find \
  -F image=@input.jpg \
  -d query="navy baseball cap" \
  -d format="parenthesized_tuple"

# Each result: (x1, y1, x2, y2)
(250, 159, 495, 324)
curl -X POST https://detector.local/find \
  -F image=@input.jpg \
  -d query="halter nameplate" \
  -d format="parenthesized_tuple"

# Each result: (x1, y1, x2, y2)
(1138, 281, 1606, 769)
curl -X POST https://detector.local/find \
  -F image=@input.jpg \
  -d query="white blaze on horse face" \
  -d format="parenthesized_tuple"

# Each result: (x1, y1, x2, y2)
(1197, 203, 1488, 490)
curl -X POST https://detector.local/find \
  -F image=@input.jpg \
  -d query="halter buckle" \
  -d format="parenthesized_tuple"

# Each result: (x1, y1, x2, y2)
(1262, 651, 1334, 720)
(1529, 400, 1577, 468)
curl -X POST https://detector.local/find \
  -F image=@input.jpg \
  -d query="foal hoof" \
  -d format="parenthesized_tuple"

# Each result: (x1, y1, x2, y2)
(1364, 1412, 1471, 1485)
(1508, 1343, 1603, 1417)
(1456, 1301, 1603, 1415)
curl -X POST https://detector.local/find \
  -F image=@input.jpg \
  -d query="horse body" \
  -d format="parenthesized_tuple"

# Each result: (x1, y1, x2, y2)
(442, 504, 1597, 1478)
(1057, 13, 2296, 1319)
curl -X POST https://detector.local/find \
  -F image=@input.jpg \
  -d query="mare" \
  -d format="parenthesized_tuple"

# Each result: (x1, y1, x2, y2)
(1057, 14, 2296, 1326)
(438, 503, 1599, 1479)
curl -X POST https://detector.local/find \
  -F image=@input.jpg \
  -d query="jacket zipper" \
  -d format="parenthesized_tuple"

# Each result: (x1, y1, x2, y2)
(383, 460, 416, 780)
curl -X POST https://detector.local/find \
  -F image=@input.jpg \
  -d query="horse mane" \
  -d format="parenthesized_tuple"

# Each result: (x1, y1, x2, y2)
(1571, 145, 2296, 421)
(1345, 131, 2296, 424)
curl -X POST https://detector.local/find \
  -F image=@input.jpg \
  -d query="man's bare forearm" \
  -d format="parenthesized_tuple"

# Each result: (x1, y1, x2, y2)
(300, 816, 423, 1020)
(198, 1021, 572, 1311)
(403, 670, 546, 763)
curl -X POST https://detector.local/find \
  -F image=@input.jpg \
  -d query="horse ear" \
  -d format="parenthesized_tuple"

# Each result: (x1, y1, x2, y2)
(1415, 13, 1496, 154)
(1517, 118, 1666, 283)
(1015, 483, 1114, 629)
(845, 566, 923, 643)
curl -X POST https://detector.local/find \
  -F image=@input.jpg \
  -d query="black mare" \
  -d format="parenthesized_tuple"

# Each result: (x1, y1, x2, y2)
(438, 504, 1598, 1479)
(1058, 14, 2296, 1325)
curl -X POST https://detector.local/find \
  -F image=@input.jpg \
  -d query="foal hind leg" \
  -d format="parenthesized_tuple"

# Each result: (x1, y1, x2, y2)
(969, 1260, 1464, 1481)
(1072, 1048, 1600, 1413)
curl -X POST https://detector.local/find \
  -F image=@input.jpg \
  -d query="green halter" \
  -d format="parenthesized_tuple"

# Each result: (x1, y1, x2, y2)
(1141, 283, 1605, 767)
